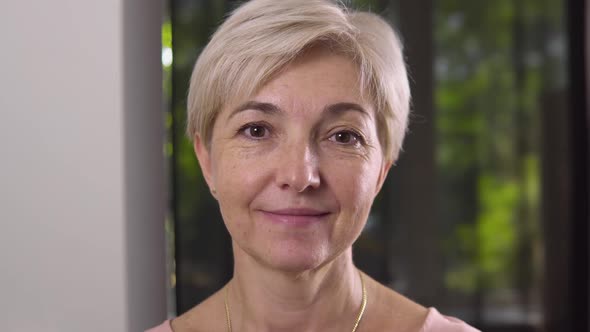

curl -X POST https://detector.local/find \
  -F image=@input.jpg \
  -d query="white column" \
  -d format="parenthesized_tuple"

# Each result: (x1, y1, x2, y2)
(0, 0, 167, 331)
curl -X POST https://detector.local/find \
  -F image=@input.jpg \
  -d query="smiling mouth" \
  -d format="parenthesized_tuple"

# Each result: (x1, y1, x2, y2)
(259, 208, 331, 226)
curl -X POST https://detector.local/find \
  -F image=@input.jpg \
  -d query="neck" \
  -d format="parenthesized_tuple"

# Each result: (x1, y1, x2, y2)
(227, 243, 363, 332)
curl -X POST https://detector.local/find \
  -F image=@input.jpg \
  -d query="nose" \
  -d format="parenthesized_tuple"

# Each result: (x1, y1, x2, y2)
(275, 141, 320, 192)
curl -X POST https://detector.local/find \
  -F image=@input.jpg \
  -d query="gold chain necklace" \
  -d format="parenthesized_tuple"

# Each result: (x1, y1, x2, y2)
(224, 270, 367, 332)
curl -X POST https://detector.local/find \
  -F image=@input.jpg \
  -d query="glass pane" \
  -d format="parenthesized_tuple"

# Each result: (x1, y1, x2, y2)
(167, 1, 570, 330)
(169, 0, 240, 313)
(434, 0, 567, 329)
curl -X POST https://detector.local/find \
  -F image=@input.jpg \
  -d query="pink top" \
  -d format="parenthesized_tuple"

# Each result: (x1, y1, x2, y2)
(146, 308, 480, 332)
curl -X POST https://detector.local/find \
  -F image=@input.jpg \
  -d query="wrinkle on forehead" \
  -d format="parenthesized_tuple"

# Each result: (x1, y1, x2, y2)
(251, 52, 371, 116)
(218, 46, 376, 126)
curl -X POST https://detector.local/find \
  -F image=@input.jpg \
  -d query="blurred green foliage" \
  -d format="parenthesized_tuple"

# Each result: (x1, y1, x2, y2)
(435, 0, 565, 297)
(165, 0, 566, 315)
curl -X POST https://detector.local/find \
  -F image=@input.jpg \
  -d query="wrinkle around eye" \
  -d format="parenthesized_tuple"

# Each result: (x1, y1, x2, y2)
(321, 127, 379, 161)
(328, 130, 364, 146)
(236, 121, 274, 141)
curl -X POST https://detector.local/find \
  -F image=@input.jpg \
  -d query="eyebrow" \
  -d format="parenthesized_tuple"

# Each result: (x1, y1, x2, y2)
(228, 101, 281, 120)
(229, 101, 370, 119)
(323, 102, 370, 117)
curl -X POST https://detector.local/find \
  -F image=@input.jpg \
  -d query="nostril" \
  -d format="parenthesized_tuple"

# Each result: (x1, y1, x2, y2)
(275, 144, 320, 191)
(276, 166, 320, 192)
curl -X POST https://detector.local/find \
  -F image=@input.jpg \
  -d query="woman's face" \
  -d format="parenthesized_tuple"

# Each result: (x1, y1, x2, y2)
(195, 49, 391, 272)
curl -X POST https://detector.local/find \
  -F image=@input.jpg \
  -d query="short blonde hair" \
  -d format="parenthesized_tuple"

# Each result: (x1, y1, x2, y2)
(186, 0, 410, 163)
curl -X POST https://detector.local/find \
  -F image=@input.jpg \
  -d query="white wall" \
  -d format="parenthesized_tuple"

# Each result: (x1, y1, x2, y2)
(0, 1, 166, 331)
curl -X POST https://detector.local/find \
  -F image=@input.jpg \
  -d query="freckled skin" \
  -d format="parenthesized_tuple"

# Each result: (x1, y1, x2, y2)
(195, 49, 390, 274)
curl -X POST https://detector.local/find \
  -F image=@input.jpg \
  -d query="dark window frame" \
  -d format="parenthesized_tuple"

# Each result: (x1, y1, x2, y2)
(167, 0, 590, 330)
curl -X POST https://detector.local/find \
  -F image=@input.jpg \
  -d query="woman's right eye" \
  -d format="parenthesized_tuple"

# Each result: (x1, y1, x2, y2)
(239, 124, 269, 139)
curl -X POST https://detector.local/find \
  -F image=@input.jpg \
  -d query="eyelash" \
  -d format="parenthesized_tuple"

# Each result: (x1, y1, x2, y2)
(236, 122, 367, 147)
(237, 122, 272, 139)
(328, 129, 366, 147)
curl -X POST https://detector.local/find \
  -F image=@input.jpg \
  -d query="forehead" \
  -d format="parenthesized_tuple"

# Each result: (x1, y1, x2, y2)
(217, 48, 373, 123)
(254, 50, 366, 110)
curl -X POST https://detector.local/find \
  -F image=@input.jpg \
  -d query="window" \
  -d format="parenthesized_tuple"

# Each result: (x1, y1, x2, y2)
(164, 0, 588, 330)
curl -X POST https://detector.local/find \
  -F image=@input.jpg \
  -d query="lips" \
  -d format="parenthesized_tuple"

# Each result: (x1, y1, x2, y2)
(259, 208, 330, 226)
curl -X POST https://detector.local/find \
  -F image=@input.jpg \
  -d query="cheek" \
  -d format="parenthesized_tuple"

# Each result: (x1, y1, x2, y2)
(213, 149, 269, 213)
(323, 161, 380, 251)
(324, 159, 382, 242)
(328, 159, 380, 207)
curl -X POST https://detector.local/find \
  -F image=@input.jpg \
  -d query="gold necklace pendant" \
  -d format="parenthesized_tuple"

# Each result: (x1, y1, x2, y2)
(224, 270, 367, 332)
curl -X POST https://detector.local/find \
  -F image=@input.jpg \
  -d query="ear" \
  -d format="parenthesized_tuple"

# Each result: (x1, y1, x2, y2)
(374, 160, 392, 197)
(193, 134, 216, 198)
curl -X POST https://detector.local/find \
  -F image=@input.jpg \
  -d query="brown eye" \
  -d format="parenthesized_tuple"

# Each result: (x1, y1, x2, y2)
(335, 132, 353, 143)
(240, 123, 270, 139)
(329, 130, 361, 145)
(249, 126, 266, 138)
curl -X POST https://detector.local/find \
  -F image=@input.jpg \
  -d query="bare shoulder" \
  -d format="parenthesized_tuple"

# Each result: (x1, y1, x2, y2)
(361, 272, 429, 332)
(170, 287, 226, 332)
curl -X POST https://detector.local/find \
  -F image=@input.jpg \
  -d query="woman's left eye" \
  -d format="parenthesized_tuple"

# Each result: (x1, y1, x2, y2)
(328, 130, 363, 146)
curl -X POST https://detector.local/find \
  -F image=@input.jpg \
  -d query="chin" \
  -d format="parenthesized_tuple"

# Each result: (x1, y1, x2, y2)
(250, 239, 333, 273)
